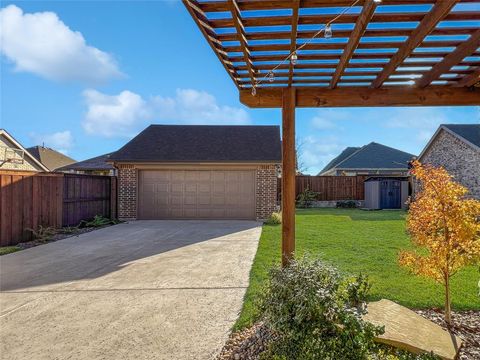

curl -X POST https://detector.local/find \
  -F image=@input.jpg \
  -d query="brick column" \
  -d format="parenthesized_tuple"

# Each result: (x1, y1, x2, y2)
(118, 165, 137, 220)
(255, 164, 278, 220)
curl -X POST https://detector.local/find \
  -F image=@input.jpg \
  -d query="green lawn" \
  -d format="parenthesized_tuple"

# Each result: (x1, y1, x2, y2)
(0, 246, 21, 256)
(235, 208, 480, 331)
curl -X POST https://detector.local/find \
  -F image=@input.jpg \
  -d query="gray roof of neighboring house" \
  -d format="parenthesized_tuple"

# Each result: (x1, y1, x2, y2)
(26, 146, 76, 171)
(58, 153, 115, 171)
(443, 124, 480, 148)
(109, 125, 282, 163)
(319, 147, 360, 175)
(319, 142, 415, 175)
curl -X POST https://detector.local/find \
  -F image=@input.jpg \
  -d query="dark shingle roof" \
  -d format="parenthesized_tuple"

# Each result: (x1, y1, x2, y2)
(109, 125, 282, 162)
(320, 142, 415, 174)
(443, 124, 480, 148)
(318, 147, 360, 175)
(58, 153, 115, 171)
(26, 146, 76, 171)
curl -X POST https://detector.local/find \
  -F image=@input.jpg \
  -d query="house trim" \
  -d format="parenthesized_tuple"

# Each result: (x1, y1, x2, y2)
(419, 125, 480, 160)
(0, 129, 49, 172)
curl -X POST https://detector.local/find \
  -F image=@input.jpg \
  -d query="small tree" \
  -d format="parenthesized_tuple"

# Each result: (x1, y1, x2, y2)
(399, 161, 480, 326)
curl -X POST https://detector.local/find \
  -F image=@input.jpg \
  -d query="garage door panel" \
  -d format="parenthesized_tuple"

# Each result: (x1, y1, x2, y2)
(138, 169, 255, 219)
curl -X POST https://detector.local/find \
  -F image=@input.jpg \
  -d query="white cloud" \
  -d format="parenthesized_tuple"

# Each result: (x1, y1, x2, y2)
(0, 5, 122, 83)
(30, 130, 74, 155)
(300, 135, 344, 175)
(82, 88, 250, 137)
(152, 89, 250, 125)
(382, 107, 449, 142)
(82, 90, 151, 137)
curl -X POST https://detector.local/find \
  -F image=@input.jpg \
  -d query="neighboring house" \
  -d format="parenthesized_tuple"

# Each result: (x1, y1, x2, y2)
(26, 145, 76, 171)
(0, 129, 49, 172)
(58, 153, 116, 176)
(318, 142, 415, 176)
(109, 125, 281, 221)
(419, 124, 480, 199)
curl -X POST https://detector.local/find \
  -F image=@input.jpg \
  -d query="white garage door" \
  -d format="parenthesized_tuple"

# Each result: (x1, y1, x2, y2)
(138, 170, 256, 219)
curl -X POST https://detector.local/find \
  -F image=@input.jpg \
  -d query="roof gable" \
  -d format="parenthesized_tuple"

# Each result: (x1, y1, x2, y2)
(318, 147, 360, 175)
(442, 124, 480, 149)
(0, 130, 49, 171)
(58, 153, 115, 171)
(325, 142, 415, 172)
(110, 125, 282, 163)
(26, 146, 76, 171)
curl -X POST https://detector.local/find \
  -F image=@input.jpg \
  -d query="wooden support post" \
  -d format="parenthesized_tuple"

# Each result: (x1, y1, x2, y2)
(282, 87, 296, 267)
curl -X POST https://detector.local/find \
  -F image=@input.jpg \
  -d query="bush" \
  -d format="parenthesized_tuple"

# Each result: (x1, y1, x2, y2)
(79, 215, 120, 228)
(265, 212, 282, 225)
(27, 225, 58, 242)
(336, 200, 358, 208)
(260, 256, 384, 360)
(297, 188, 319, 208)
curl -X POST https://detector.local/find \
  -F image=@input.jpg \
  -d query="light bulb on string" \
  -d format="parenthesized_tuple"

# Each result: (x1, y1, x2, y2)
(268, 71, 275, 83)
(324, 24, 333, 39)
(251, 86, 257, 96)
(290, 52, 298, 65)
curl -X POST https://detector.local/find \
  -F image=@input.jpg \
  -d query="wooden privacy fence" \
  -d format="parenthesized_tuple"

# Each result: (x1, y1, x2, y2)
(277, 175, 368, 202)
(0, 171, 117, 246)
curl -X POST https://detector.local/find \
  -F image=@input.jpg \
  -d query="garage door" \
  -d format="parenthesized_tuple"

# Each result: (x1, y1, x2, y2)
(138, 170, 255, 219)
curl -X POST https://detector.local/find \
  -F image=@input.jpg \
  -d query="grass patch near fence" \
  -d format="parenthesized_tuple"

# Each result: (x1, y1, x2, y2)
(0, 246, 21, 256)
(234, 208, 480, 331)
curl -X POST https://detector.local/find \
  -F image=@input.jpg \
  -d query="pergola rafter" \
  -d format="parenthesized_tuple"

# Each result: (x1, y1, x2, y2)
(371, 1, 460, 88)
(417, 28, 480, 88)
(184, 0, 480, 266)
(227, 0, 257, 87)
(288, 0, 301, 87)
(330, 0, 377, 88)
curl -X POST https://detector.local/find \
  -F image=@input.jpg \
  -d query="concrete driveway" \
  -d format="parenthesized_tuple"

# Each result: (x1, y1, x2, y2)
(0, 220, 261, 360)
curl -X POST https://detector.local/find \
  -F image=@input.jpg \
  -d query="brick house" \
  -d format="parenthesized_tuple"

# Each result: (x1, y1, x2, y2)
(109, 125, 281, 221)
(0, 129, 49, 172)
(419, 124, 480, 199)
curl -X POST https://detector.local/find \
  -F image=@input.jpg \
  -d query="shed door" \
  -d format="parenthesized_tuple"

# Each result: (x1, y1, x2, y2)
(380, 180, 401, 209)
(138, 170, 255, 219)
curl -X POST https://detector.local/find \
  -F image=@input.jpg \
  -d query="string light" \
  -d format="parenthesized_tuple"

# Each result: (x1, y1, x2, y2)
(250, 0, 361, 96)
(324, 24, 333, 39)
(290, 52, 298, 65)
(268, 71, 275, 83)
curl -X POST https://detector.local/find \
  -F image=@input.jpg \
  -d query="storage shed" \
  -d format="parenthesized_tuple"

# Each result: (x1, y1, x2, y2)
(364, 177, 409, 210)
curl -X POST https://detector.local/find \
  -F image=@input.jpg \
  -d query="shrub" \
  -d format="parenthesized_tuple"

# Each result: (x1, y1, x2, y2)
(336, 200, 358, 208)
(27, 225, 58, 242)
(265, 212, 282, 225)
(296, 188, 319, 208)
(260, 256, 383, 360)
(79, 215, 120, 228)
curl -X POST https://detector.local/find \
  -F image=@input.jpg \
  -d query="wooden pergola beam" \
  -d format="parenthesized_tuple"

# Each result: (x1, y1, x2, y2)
(454, 68, 480, 87)
(417, 29, 480, 88)
(288, 0, 301, 87)
(240, 86, 480, 108)
(372, 1, 459, 89)
(227, 0, 256, 86)
(330, 0, 377, 89)
(183, 0, 240, 89)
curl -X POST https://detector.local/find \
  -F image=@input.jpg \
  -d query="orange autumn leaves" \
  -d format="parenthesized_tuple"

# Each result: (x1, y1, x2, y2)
(399, 161, 480, 324)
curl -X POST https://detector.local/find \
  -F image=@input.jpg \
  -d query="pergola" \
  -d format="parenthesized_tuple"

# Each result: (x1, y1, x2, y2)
(183, 0, 480, 265)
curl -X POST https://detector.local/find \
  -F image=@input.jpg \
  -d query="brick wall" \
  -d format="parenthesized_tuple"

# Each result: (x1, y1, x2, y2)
(421, 129, 480, 199)
(255, 164, 279, 220)
(117, 165, 137, 220)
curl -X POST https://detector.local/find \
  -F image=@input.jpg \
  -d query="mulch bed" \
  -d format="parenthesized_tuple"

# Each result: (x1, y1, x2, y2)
(16, 225, 114, 250)
(415, 309, 480, 360)
(218, 310, 480, 360)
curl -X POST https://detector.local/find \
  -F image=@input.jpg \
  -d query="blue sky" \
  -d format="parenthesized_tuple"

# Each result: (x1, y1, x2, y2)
(1, 1, 478, 175)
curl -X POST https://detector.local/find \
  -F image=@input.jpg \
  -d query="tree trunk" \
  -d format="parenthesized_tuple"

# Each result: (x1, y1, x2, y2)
(445, 275, 452, 327)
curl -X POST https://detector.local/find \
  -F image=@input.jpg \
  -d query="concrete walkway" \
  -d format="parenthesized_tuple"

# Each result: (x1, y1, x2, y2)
(0, 220, 261, 360)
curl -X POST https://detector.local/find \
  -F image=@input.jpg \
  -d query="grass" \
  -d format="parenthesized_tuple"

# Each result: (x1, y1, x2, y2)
(234, 208, 480, 331)
(0, 246, 21, 256)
